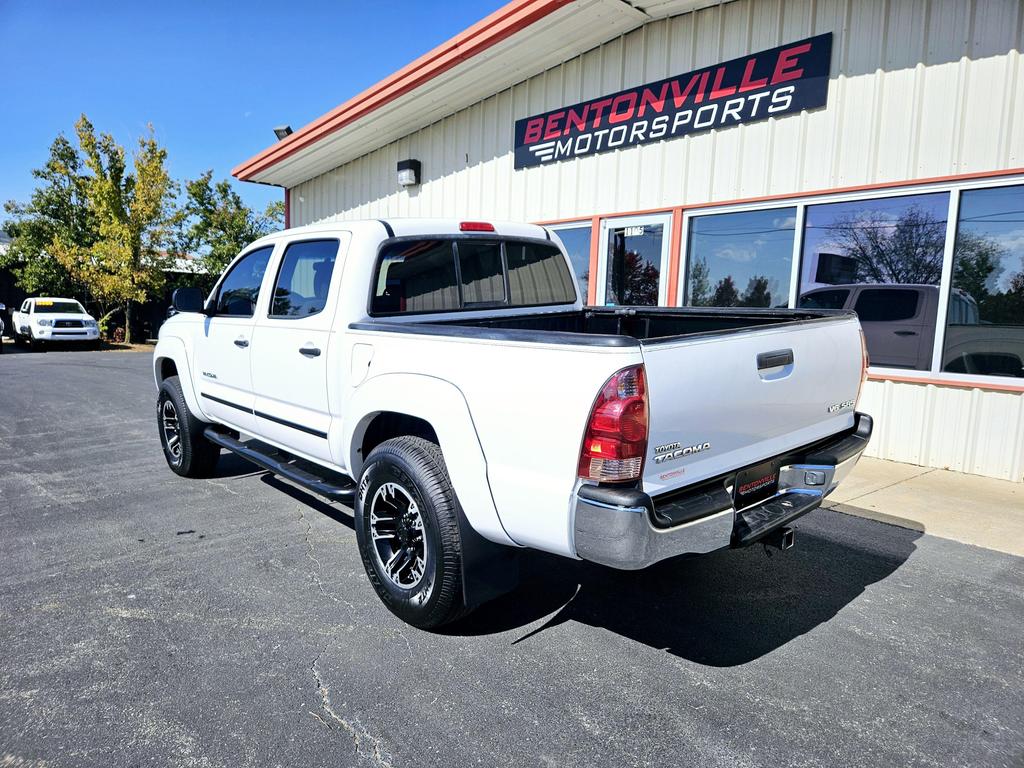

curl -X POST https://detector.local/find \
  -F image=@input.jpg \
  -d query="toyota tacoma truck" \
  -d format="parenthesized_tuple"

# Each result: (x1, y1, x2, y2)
(154, 218, 872, 628)
(12, 297, 101, 350)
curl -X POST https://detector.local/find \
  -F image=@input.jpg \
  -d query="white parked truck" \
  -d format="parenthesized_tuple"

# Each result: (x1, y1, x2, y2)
(153, 219, 872, 628)
(12, 297, 100, 350)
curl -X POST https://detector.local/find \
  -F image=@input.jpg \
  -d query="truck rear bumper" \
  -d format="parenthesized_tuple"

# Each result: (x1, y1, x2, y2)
(572, 412, 872, 570)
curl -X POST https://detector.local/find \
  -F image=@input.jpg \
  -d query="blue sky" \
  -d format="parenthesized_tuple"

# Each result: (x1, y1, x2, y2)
(0, 0, 506, 215)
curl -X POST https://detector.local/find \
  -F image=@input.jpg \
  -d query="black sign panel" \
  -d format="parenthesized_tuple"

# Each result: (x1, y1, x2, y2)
(514, 33, 832, 169)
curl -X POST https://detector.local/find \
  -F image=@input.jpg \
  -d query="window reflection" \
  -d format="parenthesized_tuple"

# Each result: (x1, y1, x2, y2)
(553, 226, 592, 302)
(799, 192, 949, 370)
(685, 208, 796, 308)
(942, 184, 1024, 378)
(605, 223, 663, 306)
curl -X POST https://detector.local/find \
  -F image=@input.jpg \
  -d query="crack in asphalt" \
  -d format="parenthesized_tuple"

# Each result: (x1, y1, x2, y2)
(295, 506, 357, 612)
(310, 647, 394, 768)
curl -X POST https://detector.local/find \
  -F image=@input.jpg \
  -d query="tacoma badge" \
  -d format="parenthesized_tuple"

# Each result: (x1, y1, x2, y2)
(653, 440, 711, 464)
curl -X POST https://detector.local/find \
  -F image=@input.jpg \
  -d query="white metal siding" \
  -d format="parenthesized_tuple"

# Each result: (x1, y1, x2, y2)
(859, 380, 1024, 482)
(288, 0, 1024, 227)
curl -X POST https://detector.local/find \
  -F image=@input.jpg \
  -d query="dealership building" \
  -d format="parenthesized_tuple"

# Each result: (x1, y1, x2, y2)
(234, 0, 1024, 482)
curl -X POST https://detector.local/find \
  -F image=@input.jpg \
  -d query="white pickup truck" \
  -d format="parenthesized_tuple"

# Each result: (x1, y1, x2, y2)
(12, 297, 101, 350)
(154, 218, 872, 628)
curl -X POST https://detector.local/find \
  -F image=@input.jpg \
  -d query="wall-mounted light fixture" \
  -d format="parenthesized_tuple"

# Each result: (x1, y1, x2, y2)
(397, 159, 421, 187)
(273, 125, 293, 141)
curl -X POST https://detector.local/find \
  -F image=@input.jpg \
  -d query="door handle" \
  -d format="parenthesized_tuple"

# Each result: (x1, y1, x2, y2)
(757, 348, 794, 370)
(234, 338, 249, 348)
(893, 330, 917, 337)
(299, 346, 321, 358)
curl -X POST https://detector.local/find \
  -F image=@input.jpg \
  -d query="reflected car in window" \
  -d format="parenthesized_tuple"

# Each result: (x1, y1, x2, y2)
(800, 284, 941, 371)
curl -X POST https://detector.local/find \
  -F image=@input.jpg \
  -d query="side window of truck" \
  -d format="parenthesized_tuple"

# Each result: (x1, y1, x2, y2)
(269, 239, 339, 318)
(854, 289, 919, 322)
(215, 246, 274, 317)
(799, 289, 849, 309)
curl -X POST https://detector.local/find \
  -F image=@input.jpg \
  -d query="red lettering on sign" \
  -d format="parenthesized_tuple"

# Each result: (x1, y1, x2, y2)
(589, 97, 614, 128)
(566, 106, 588, 133)
(638, 84, 668, 116)
(739, 57, 768, 92)
(694, 70, 710, 103)
(771, 42, 812, 84)
(543, 111, 566, 140)
(523, 117, 545, 144)
(608, 93, 638, 124)
(670, 73, 702, 108)
(709, 67, 736, 99)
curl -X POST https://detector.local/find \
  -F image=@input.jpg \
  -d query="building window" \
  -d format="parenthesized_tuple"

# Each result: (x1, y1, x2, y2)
(552, 225, 591, 302)
(942, 184, 1024, 379)
(605, 222, 664, 306)
(799, 192, 949, 370)
(685, 207, 797, 307)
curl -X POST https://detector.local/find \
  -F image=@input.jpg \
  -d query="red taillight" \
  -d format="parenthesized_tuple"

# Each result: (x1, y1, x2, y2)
(578, 365, 648, 483)
(856, 330, 870, 407)
(459, 221, 495, 232)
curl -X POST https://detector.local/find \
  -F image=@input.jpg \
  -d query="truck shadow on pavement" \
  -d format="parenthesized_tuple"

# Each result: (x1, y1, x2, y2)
(452, 511, 921, 667)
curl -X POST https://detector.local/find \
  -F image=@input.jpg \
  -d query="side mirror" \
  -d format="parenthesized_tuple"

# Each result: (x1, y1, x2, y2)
(172, 287, 205, 314)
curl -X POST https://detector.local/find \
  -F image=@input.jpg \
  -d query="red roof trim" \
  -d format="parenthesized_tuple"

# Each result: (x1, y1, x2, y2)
(233, 0, 573, 183)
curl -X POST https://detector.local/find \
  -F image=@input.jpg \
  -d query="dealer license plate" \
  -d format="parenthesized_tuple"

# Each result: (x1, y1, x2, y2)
(733, 459, 780, 508)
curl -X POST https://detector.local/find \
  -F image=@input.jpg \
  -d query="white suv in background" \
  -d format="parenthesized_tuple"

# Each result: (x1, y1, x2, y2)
(12, 297, 100, 350)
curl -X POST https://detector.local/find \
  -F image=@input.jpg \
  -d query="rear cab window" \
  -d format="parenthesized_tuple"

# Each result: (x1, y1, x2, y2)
(371, 237, 575, 315)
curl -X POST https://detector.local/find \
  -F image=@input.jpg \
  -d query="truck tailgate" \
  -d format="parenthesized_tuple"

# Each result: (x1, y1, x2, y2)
(640, 316, 863, 497)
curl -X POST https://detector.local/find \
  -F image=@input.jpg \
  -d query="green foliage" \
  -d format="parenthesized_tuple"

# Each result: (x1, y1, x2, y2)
(4, 115, 282, 342)
(46, 115, 175, 342)
(174, 171, 284, 288)
(688, 257, 711, 306)
(740, 275, 772, 307)
(1, 134, 97, 296)
(952, 230, 1004, 305)
(711, 275, 739, 307)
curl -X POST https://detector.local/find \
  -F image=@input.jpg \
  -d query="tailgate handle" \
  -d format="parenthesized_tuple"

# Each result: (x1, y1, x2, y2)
(757, 349, 793, 370)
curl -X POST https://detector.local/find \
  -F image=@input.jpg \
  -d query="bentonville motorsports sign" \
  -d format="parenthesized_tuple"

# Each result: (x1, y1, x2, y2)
(514, 33, 832, 169)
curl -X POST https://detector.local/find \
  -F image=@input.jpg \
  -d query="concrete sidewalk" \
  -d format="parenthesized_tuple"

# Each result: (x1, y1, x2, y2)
(826, 457, 1024, 557)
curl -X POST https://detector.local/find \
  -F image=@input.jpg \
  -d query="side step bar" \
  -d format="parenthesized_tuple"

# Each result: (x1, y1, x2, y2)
(204, 428, 356, 504)
(732, 490, 822, 548)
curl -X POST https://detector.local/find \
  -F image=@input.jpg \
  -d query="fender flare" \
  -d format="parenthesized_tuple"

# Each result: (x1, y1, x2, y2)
(153, 336, 207, 421)
(345, 373, 518, 548)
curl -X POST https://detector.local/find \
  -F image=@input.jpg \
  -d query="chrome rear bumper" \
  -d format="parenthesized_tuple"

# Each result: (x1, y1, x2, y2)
(572, 413, 872, 570)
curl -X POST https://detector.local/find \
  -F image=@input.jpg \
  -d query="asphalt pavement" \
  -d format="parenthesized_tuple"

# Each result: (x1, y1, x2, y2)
(1, 347, 1021, 767)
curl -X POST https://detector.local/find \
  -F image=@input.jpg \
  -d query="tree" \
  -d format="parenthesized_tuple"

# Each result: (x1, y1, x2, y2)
(740, 275, 772, 307)
(688, 257, 711, 306)
(174, 172, 284, 288)
(711, 275, 739, 307)
(952, 230, 1004, 305)
(48, 115, 175, 342)
(1, 134, 96, 297)
(828, 205, 946, 285)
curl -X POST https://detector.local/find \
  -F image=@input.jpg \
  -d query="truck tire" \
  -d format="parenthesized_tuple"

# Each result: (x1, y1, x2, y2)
(157, 375, 220, 478)
(355, 436, 468, 629)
